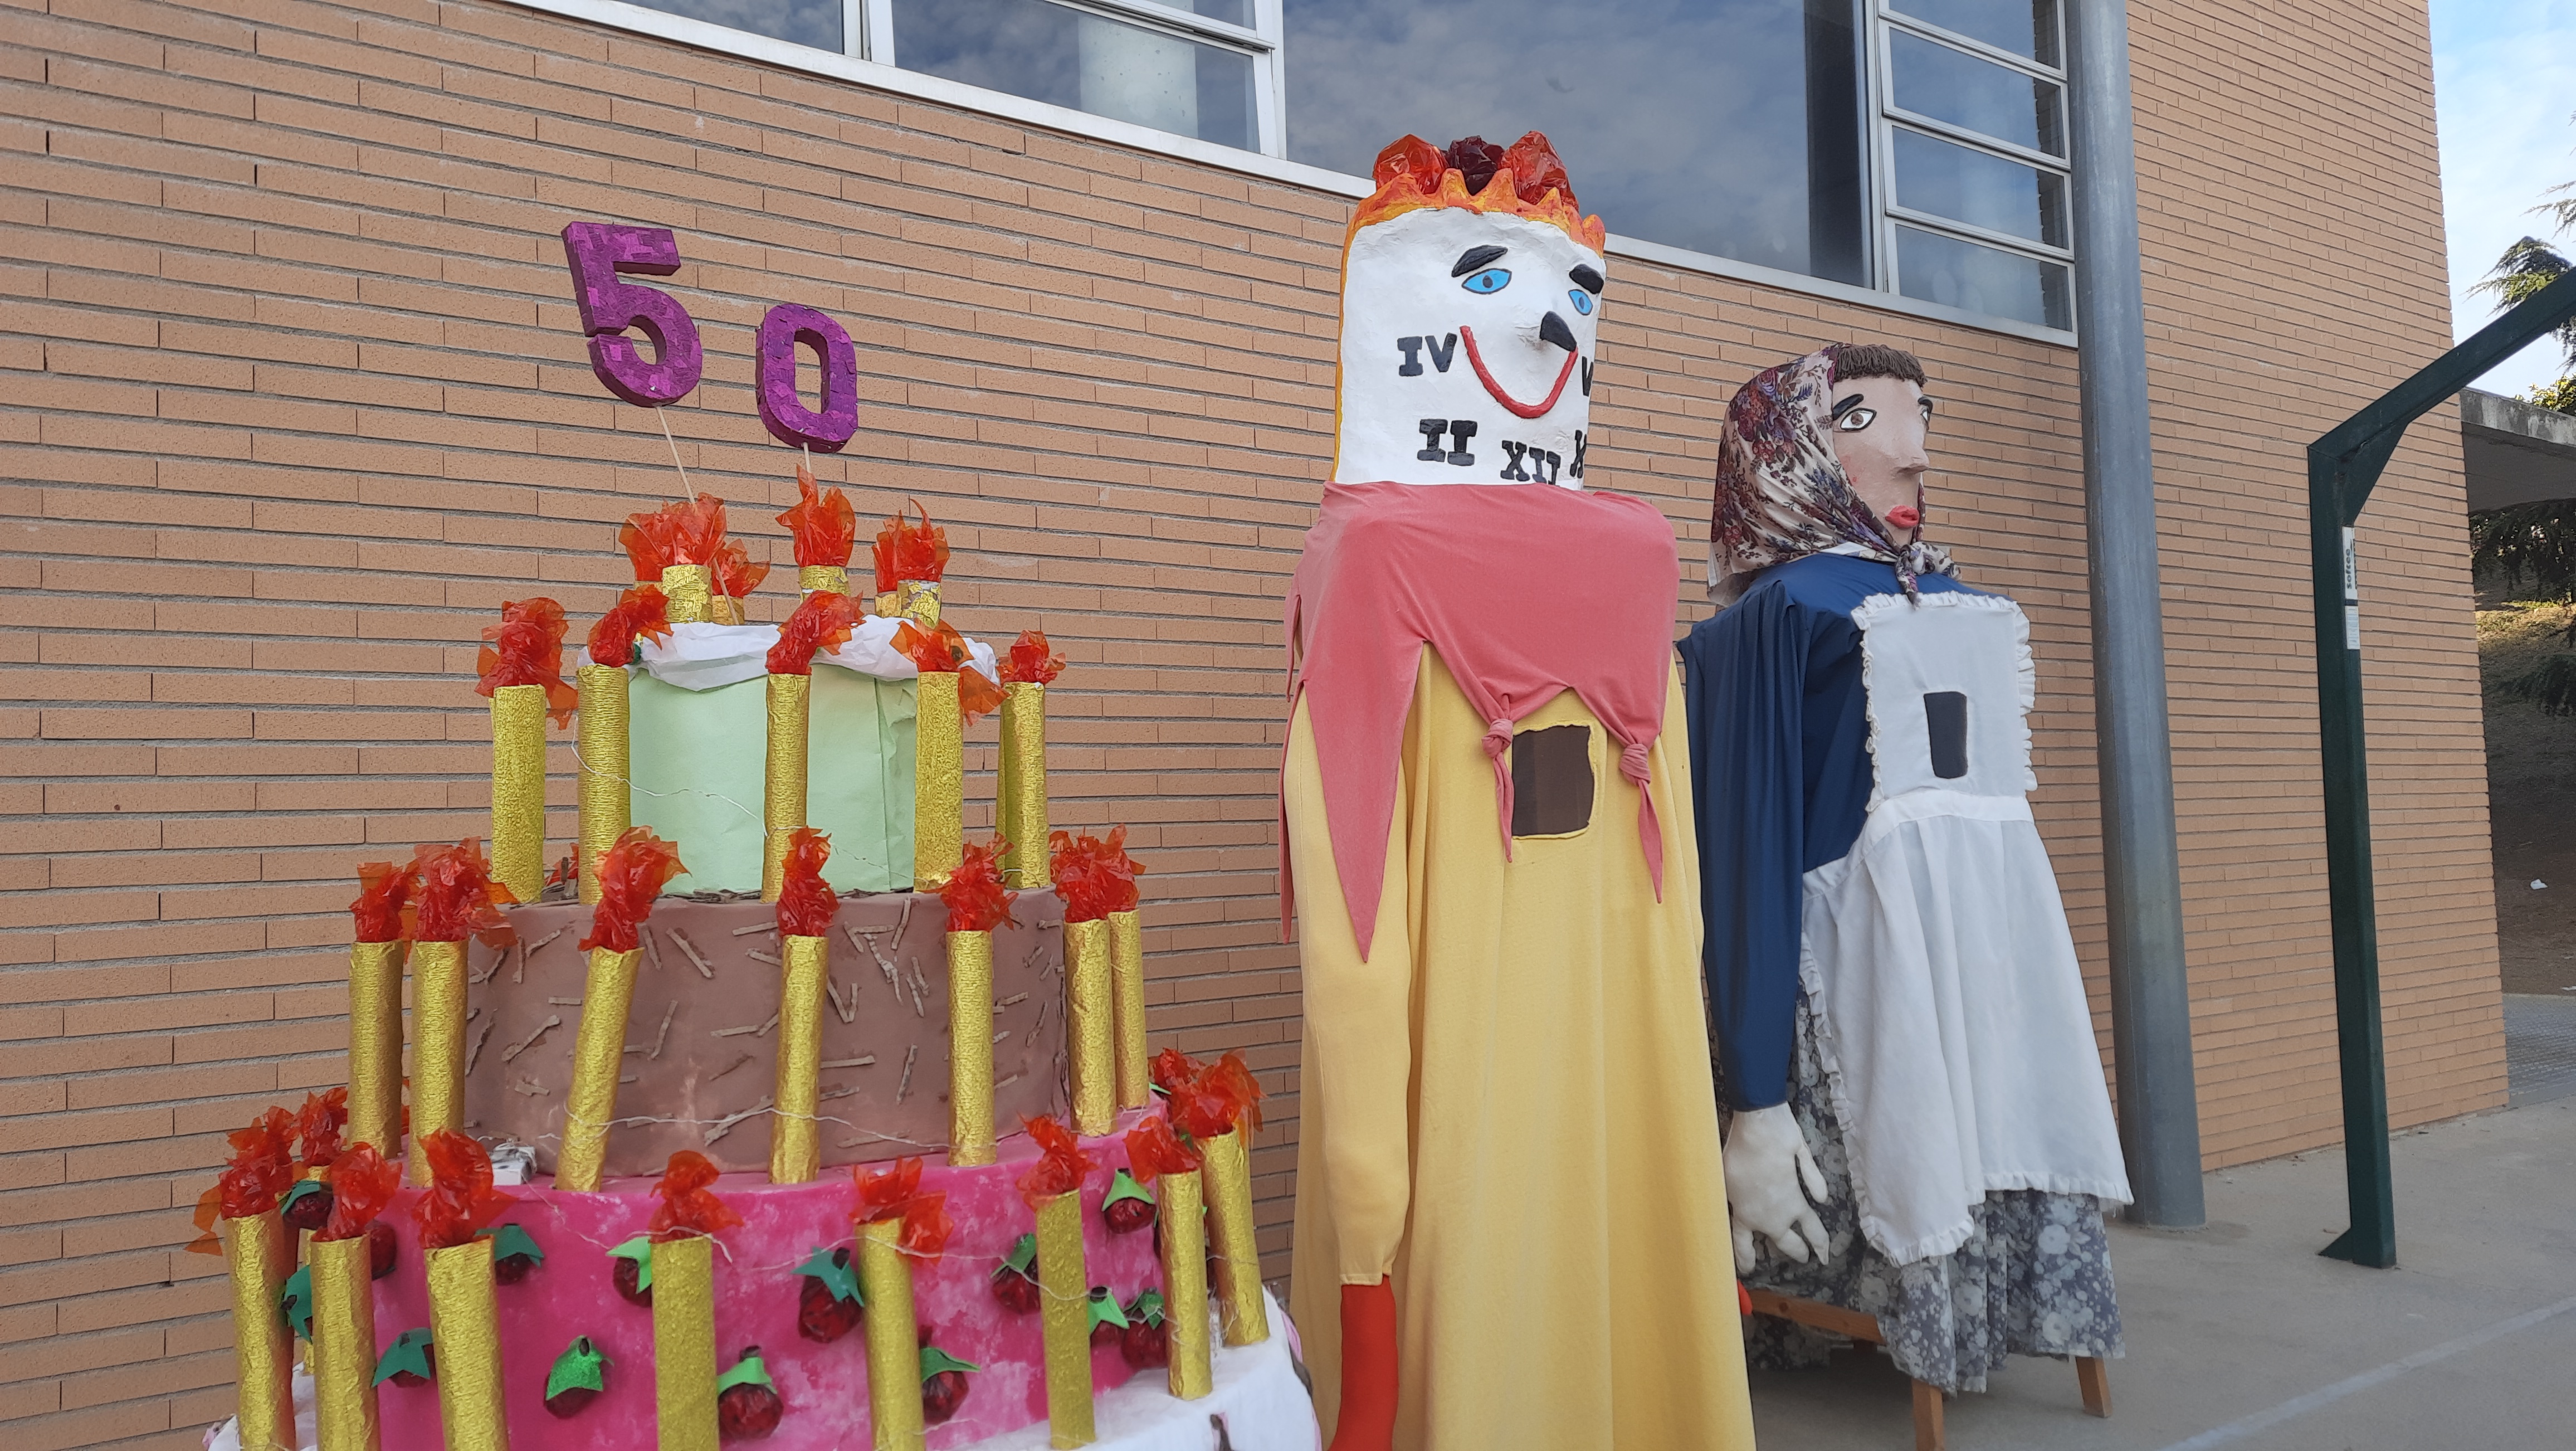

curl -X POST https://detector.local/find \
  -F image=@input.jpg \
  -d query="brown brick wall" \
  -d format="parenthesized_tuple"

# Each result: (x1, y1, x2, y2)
(0, 0, 2497, 1444)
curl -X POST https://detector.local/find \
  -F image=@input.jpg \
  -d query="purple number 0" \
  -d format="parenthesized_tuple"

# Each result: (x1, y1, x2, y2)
(562, 222, 704, 407)
(754, 304, 860, 452)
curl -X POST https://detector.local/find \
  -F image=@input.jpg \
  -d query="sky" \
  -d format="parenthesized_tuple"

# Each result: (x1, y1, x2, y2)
(2434, 0, 2576, 397)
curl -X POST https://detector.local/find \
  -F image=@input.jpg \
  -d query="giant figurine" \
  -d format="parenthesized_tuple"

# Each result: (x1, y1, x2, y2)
(1682, 344, 2131, 1394)
(1283, 133, 1756, 1451)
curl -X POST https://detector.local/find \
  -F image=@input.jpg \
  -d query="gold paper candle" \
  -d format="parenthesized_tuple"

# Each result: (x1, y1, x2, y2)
(425, 1238, 510, 1451)
(945, 929, 996, 1166)
(771, 933, 829, 1182)
(225, 1210, 296, 1451)
(1124, 1116, 1213, 1401)
(913, 669, 964, 891)
(858, 1219, 928, 1451)
(998, 681, 1048, 888)
(1035, 1190, 1095, 1449)
(488, 681, 549, 907)
(1109, 908, 1147, 1111)
(896, 578, 942, 627)
(346, 937, 406, 1157)
(1201, 1127, 1270, 1346)
(555, 946, 639, 1192)
(654, 1234, 721, 1451)
(309, 1233, 381, 1451)
(406, 938, 469, 1187)
(575, 662, 630, 907)
(763, 671, 811, 901)
(1062, 918, 1116, 1138)
(661, 562, 714, 623)
(801, 564, 848, 595)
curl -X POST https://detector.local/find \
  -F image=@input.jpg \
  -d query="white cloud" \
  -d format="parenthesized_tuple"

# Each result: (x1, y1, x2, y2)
(2434, 0, 2576, 396)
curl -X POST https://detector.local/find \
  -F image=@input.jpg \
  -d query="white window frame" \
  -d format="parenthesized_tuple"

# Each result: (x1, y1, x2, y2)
(1867, 0, 2075, 320)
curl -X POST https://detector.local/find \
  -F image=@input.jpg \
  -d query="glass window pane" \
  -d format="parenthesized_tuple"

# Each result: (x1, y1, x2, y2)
(892, 0, 1257, 149)
(1891, 127, 2063, 247)
(1283, 0, 1871, 285)
(632, 0, 840, 52)
(1894, 224, 2070, 329)
(1890, 29, 2063, 157)
(1888, 0, 2057, 66)
(1176, 0, 1251, 27)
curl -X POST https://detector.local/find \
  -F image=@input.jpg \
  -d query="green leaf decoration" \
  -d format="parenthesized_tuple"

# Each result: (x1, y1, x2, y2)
(545, 1336, 611, 1399)
(1124, 1287, 1165, 1327)
(1085, 1287, 1128, 1333)
(608, 1235, 655, 1291)
(479, 1223, 544, 1267)
(1102, 1168, 1154, 1209)
(281, 1179, 328, 1213)
(715, 1348, 773, 1392)
(373, 1327, 435, 1386)
(795, 1245, 861, 1306)
(1002, 1233, 1037, 1277)
(918, 1346, 979, 1382)
(279, 1264, 313, 1340)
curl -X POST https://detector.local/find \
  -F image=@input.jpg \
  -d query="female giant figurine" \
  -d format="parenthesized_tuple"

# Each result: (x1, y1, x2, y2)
(1284, 133, 1755, 1451)
(1681, 344, 2131, 1394)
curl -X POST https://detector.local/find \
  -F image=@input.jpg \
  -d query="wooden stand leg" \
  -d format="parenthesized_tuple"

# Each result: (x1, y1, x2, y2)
(2075, 1356, 2111, 1418)
(1911, 1378, 1946, 1451)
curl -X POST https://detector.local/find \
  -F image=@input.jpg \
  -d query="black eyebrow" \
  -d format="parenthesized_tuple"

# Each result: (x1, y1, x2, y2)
(1569, 264, 1604, 294)
(1831, 393, 1867, 419)
(1452, 245, 1509, 276)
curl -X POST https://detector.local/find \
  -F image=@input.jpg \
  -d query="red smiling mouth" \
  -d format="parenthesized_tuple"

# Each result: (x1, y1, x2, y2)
(1458, 325, 1580, 420)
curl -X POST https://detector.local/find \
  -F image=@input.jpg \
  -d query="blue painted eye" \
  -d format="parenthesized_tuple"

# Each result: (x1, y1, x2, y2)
(1567, 288, 1594, 316)
(1461, 267, 1511, 294)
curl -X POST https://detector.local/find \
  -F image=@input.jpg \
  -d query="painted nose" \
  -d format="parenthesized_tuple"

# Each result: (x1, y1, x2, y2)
(1539, 310, 1577, 353)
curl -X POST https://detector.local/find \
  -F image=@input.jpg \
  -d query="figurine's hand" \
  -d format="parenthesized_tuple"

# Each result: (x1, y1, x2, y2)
(1724, 1103, 1831, 1266)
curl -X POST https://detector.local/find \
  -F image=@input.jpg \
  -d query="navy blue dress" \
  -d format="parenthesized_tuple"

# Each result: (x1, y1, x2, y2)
(1677, 551, 1977, 1111)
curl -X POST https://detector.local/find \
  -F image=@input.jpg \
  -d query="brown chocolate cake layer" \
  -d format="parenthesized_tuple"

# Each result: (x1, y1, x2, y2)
(458, 892, 1069, 1180)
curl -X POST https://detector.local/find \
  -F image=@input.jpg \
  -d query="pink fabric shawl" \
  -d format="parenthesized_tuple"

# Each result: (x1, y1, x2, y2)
(1282, 482, 1680, 959)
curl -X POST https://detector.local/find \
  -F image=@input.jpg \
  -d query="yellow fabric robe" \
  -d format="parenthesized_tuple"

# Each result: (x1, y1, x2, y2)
(1287, 648, 1755, 1451)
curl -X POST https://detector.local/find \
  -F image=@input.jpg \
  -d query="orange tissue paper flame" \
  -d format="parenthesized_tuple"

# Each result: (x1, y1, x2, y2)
(414, 1129, 516, 1250)
(939, 837, 1017, 934)
(649, 1150, 743, 1243)
(295, 1088, 348, 1171)
(875, 501, 948, 587)
(619, 494, 729, 578)
(221, 1107, 298, 1219)
(778, 463, 858, 568)
(412, 840, 517, 947)
(587, 585, 674, 669)
(711, 539, 770, 602)
(766, 590, 857, 675)
(999, 629, 1066, 685)
(853, 1157, 954, 1262)
(350, 859, 419, 944)
(891, 621, 1004, 722)
(476, 598, 578, 726)
(1122, 1114, 1202, 1184)
(580, 827, 686, 953)
(318, 1143, 401, 1243)
(1350, 130, 1605, 252)
(1047, 828, 1139, 924)
(1151, 1048, 1263, 1142)
(776, 827, 838, 938)
(1014, 1116, 1099, 1210)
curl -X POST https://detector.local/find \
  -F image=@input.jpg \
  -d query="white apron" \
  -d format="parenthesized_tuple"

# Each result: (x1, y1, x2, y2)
(1798, 591, 2132, 1264)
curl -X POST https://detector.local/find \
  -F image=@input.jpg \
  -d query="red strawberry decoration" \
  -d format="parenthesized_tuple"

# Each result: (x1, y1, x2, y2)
(1101, 1168, 1156, 1235)
(991, 1233, 1040, 1315)
(919, 1346, 977, 1425)
(1120, 1289, 1169, 1370)
(1086, 1286, 1128, 1348)
(609, 1236, 653, 1307)
(794, 1246, 862, 1343)
(367, 1219, 398, 1279)
(372, 1327, 435, 1389)
(715, 1347, 782, 1442)
(483, 1223, 544, 1286)
(280, 1178, 333, 1234)
(543, 1336, 610, 1419)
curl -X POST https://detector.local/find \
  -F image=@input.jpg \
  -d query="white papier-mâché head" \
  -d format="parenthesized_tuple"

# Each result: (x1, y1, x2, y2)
(1332, 133, 1608, 488)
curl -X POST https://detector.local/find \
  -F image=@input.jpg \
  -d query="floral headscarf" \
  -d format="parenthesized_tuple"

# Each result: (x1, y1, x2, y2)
(1706, 345, 1954, 604)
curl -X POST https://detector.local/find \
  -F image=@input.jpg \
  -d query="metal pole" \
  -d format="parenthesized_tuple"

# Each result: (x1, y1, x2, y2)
(2064, 0, 2206, 1228)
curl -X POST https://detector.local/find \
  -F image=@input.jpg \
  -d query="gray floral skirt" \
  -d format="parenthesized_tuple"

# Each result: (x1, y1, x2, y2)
(1730, 993, 2124, 1394)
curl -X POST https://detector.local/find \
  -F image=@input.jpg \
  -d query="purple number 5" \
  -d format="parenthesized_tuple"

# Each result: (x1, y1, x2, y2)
(562, 222, 704, 407)
(754, 304, 859, 452)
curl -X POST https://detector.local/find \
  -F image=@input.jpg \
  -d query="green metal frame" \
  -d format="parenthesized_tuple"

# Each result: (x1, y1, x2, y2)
(2310, 269, 2576, 1268)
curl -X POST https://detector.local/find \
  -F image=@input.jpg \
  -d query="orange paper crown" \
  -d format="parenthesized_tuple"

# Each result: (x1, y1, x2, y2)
(1014, 1115, 1099, 1209)
(778, 463, 858, 568)
(587, 585, 673, 669)
(766, 590, 857, 675)
(649, 1150, 743, 1243)
(414, 1129, 515, 1250)
(620, 495, 728, 578)
(940, 836, 1017, 934)
(350, 859, 419, 944)
(412, 839, 516, 946)
(1348, 131, 1606, 253)
(476, 598, 578, 726)
(776, 826, 838, 938)
(855, 1156, 955, 1262)
(999, 629, 1066, 685)
(580, 826, 686, 953)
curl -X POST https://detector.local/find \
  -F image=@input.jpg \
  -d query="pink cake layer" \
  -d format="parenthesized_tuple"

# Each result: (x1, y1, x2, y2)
(370, 1114, 1168, 1451)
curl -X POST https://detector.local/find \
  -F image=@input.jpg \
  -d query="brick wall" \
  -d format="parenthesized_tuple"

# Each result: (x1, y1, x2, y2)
(0, 0, 2497, 1444)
